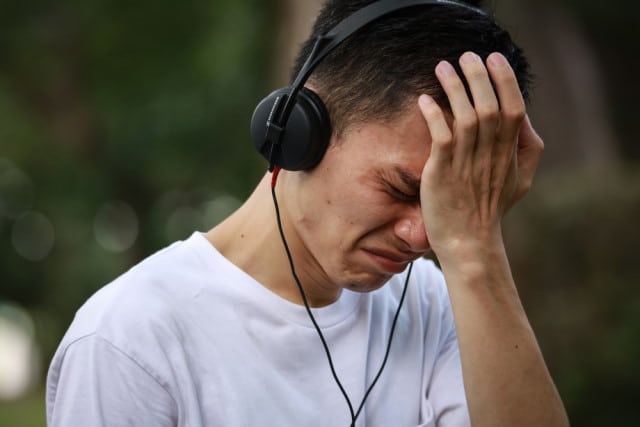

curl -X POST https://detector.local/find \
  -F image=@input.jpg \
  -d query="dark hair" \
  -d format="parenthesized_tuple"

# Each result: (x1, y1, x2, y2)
(291, 0, 532, 135)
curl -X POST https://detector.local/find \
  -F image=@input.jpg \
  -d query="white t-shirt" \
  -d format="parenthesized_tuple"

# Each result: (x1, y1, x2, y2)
(46, 232, 469, 427)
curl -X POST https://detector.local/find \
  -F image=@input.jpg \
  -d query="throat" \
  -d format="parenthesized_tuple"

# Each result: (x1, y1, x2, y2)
(204, 179, 339, 308)
(209, 226, 341, 307)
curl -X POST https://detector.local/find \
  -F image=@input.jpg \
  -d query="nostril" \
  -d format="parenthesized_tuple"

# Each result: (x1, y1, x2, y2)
(395, 216, 429, 253)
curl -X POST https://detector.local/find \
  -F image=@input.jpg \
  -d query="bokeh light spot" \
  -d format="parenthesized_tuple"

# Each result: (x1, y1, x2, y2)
(0, 303, 40, 401)
(93, 201, 139, 252)
(11, 211, 55, 261)
(204, 194, 241, 226)
(165, 206, 203, 242)
(0, 159, 34, 219)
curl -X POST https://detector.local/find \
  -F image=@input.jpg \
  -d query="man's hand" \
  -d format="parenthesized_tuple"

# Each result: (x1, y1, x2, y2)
(417, 51, 542, 261)
(416, 52, 569, 427)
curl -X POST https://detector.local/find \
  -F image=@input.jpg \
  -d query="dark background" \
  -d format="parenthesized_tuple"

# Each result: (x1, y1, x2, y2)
(0, 0, 638, 425)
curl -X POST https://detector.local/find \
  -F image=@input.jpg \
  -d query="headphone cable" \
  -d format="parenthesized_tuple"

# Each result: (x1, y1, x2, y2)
(270, 170, 412, 426)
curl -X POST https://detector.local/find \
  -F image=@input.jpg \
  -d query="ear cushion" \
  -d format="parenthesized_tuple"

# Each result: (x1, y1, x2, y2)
(251, 86, 331, 171)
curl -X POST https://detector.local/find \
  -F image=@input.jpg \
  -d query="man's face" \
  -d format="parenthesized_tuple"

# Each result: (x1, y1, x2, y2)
(286, 103, 433, 293)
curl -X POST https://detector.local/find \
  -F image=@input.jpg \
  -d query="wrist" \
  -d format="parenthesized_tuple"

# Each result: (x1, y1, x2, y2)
(431, 226, 505, 264)
(432, 228, 514, 283)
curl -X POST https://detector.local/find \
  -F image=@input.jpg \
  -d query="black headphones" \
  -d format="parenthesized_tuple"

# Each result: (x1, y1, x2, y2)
(250, 0, 484, 172)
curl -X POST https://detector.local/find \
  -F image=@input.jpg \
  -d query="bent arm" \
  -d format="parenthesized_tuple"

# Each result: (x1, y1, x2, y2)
(438, 238, 567, 426)
(417, 51, 569, 427)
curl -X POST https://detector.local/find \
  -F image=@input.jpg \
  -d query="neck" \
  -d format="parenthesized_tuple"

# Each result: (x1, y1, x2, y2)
(205, 172, 340, 307)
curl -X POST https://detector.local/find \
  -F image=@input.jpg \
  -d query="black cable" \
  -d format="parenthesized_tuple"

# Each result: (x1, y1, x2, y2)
(353, 261, 412, 423)
(271, 184, 356, 423)
(271, 181, 413, 426)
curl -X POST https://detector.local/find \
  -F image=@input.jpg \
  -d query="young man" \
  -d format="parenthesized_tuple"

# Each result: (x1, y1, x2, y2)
(46, 1, 569, 426)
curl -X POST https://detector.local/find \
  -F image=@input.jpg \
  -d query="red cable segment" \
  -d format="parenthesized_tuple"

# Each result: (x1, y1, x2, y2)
(271, 166, 282, 189)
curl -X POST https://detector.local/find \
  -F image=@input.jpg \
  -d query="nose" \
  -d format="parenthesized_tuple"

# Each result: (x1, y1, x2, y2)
(393, 205, 429, 253)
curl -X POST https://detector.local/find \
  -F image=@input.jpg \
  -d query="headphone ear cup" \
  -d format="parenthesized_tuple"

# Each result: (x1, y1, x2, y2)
(251, 86, 331, 171)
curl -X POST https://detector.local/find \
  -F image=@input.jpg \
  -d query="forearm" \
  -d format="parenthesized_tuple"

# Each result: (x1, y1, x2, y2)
(437, 237, 569, 427)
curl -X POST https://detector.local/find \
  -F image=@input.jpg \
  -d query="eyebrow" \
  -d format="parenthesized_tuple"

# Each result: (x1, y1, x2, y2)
(392, 166, 421, 194)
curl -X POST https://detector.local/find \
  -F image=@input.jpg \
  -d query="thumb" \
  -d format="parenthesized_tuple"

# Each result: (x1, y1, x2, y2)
(514, 114, 544, 202)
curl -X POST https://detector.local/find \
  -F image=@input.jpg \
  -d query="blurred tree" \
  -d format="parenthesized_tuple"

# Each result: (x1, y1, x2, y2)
(558, 0, 640, 162)
(0, 0, 273, 365)
(494, 0, 620, 172)
(504, 170, 640, 427)
(272, 0, 322, 86)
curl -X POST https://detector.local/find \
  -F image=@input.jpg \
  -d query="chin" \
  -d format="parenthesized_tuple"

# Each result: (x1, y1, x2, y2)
(343, 272, 392, 293)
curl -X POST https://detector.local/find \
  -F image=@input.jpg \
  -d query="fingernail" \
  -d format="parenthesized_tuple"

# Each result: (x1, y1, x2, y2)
(436, 61, 455, 77)
(419, 94, 433, 107)
(488, 52, 507, 67)
(460, 51, 480, 64)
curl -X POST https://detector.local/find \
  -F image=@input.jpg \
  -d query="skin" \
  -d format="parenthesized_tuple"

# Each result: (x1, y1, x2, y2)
(208, 97, 433, 306)
(417, 51, 570, 427)
(206, 51, 569, 426)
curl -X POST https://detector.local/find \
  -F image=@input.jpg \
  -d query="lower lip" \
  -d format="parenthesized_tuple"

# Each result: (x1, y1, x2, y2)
(363, 250, 409, 274)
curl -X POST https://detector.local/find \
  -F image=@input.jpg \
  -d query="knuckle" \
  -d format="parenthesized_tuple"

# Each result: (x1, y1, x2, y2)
(493, 69, 515, 85)
(457, 114, 478, 132)
(445, 77, 466, 92)
(504, 105, 526, 122)
(476, 104, 499, 122)
(432, 131, 453, 148)
(434, 132, 453, 145)
(465, 66, 486, 81)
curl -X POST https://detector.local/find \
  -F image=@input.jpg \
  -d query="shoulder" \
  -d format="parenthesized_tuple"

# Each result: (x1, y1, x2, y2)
(47, 233, 233, 423)
(56, 233, 221, 355)
(46, 332, 178, 426)
(47, 234, 220, 412)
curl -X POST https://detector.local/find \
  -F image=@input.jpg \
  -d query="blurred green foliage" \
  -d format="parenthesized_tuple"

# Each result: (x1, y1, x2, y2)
(1, 0, 271, 358)
(0, 4, 273, 424)
(0, 388, 45, 427)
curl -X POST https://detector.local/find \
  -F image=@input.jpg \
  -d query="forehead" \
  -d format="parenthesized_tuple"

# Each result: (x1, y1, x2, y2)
(334, 103, 432, 164)
(318, 103, 432, 193)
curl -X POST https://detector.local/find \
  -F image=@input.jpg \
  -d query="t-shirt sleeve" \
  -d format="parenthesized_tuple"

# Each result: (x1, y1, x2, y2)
(423, 265, 471, 427)
(427, 326, 470, 426)
(47, 333, 178, 427)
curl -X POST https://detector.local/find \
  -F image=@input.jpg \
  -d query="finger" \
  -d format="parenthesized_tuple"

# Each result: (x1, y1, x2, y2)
(458, 51, 499, 171)
(435, 60, 477, 169)
(459, 51, 499, 117)
(486, 52, 526, 142)
(418, 94, 452, 169)
(515, 114, 544, 200)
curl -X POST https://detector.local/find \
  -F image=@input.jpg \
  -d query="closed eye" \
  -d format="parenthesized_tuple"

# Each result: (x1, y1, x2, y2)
(377, 166, 421, 203)
(388, 184, 419, 203)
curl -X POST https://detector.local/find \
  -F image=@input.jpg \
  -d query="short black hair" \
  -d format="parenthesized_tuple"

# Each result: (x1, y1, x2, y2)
(291, 0, 532, 135)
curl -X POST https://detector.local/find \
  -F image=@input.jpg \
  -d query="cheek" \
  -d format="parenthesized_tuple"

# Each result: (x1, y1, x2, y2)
(301, 195, 366, 249)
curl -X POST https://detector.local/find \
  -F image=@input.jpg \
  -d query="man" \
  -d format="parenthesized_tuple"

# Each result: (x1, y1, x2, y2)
(46, 1, 569, 426)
